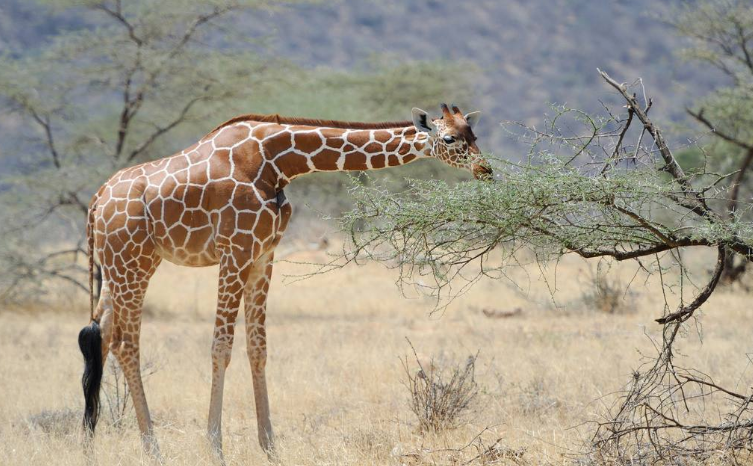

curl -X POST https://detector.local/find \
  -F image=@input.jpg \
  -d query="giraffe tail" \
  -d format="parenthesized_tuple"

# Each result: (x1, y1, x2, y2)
(79, 321, 102, 434)
(87, 198, 96, 322)
(79, 200, 102, 434)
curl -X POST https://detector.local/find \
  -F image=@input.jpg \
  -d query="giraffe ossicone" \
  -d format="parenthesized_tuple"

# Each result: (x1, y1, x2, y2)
(77, 103, 487, 458)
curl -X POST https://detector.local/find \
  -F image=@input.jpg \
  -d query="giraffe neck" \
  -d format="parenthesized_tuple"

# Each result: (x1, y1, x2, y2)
(265, 125, 429, 182)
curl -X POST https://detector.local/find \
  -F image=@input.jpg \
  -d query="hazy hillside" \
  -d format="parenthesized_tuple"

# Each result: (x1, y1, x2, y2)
(0, 0, 722, 157)
(243, 0, 722, 150)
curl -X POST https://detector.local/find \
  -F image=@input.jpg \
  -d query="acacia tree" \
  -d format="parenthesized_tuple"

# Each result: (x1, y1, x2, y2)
(335, 70, 753, 462)
(671, 0, 753, 282)
(0, 0, 296, 302)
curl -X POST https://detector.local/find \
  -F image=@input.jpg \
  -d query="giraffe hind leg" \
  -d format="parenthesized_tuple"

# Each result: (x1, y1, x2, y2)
(104, 253, 162, 457)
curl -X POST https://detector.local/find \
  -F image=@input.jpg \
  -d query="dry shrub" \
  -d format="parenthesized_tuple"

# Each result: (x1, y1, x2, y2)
(102, 354, 160, 428)
(394, 427, 528, 465)
(26, 408, 79, 437)
(580, 262, 634, 314)
(342, 427, 392, 461)
(518, 377, 560, 417)
(588, 322, 753, 464)
(23, 352, 160, 440)
(474, 440, 528, 465)
(402, 339, 479, 432)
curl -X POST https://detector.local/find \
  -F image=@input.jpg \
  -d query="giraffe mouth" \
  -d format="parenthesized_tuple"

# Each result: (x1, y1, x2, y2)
(472, 162, 493, 180)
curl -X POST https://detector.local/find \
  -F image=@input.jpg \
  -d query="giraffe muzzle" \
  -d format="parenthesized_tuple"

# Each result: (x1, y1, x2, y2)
(471, 162, 493, 181)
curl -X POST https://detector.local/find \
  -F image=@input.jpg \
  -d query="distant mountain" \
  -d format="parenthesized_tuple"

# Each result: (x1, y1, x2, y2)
(244, 0, 721, 150)
(0, 0, 723, 155)
(0, 0, 83, 52)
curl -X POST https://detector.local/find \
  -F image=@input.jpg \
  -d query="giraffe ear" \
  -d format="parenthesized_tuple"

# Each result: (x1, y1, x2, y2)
(464, 111, 481, 130)
(411, 108, 436, 135)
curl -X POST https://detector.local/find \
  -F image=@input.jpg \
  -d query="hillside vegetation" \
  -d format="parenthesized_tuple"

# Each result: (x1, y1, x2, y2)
(0, 0, 721, 155)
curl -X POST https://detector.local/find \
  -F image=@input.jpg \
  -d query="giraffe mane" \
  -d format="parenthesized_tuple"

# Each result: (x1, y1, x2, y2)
(210, 113, 415, 133)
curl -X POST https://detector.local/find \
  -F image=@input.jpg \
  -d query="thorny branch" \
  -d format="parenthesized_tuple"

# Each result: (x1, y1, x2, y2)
(654, 245, 725, 325)
(590, 74, 753, 463)
(598, 69, 716, 221)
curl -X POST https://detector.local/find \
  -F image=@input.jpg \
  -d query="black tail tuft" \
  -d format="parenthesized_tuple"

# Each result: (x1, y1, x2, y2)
(78, 321, 103, 434)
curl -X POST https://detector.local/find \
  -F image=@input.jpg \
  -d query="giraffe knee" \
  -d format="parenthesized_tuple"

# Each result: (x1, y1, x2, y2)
(110, 335, 139, 364)
(211, 337, 234, 368)
(246, 345, 267, 373)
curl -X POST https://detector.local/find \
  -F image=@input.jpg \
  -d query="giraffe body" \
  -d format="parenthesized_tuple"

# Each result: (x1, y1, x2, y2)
(78, 104, 486, 459)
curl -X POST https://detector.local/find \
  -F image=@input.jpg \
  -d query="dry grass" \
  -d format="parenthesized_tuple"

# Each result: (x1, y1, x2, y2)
(0, 238, 751, 465)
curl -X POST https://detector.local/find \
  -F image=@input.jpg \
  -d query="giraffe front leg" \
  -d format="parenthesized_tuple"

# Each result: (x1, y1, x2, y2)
(207, 250, 252, 460)
(243, 255, 275, 456)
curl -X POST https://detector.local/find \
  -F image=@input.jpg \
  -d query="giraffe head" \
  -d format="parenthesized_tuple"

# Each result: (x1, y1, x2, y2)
(411, 103, 491, 179)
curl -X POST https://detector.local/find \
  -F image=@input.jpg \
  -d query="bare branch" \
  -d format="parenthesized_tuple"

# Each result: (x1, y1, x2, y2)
(126, 94, 208, 162)
(655, 245, 725, 324)
(598, 70, 688, 189)
(687, 108, 753, 151)
(28, 109, 61, 169)
(95, 0, 143, 46)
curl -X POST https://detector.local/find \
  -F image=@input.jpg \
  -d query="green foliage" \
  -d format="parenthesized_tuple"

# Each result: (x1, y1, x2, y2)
(673, 147, 706, 172)
(340, 160, 706, 293)
(337, 94, 753, 302)
(0, 0, 473, 302)
(245, 58, 474, 122)
(671, 0, 753, 208)
(669, 0, 753, 279)
(672, 0, 753, 82)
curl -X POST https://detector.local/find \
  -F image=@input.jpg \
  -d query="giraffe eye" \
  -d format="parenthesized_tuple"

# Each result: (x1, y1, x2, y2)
(443, 135, 455, 144)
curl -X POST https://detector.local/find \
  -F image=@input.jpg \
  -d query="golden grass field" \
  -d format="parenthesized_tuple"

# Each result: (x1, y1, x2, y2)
(1, 233, 751, 465)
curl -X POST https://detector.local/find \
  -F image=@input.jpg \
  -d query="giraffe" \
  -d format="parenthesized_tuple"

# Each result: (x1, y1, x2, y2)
(77, 103, 488, 459)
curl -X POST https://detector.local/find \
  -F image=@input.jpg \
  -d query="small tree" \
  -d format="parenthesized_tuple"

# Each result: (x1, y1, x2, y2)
(336, 70, 753, 462)
(0, 0, 294, 303)
(670, 0, 753, 282)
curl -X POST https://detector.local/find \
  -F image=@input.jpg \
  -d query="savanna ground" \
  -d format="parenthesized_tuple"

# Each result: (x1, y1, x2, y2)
(1, 224, 751, 465)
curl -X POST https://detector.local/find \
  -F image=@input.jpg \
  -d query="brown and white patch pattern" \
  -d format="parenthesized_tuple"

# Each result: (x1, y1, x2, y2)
(84, 105, 483, 458)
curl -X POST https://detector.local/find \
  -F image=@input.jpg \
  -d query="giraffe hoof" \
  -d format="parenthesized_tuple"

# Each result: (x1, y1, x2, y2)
(260, 435, 278, 462)
(138, 431, 162, 462)
(207, 432, 226, 465)
(264, 447, 280, 464)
